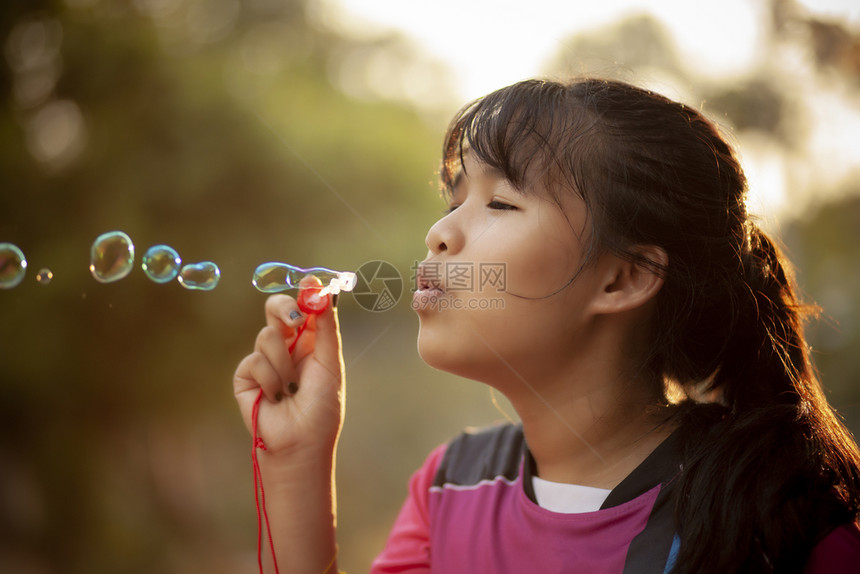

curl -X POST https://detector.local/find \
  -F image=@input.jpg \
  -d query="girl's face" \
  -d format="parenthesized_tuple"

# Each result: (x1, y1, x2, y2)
(414, 153, 612, 391)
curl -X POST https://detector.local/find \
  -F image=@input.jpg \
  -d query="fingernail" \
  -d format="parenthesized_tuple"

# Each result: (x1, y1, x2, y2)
(331, 293, 339, 308)
(289, 310, 302, 321)
(288, 382, 299, 394)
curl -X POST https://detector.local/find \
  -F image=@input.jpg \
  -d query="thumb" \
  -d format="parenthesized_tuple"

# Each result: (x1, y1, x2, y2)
(313, 298, 343, 373)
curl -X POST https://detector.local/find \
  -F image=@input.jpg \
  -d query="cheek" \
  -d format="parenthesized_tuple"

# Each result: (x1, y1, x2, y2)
(495, 211, 584, 299)
(503, 241, 582, 299)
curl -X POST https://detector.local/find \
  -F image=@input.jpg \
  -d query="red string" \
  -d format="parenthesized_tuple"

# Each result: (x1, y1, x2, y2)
(252, 319, 309, 574)
(252, 391, 278, 574)
(288, 319, 309, 355)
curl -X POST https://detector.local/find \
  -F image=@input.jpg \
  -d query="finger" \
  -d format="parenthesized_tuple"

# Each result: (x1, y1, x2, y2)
(264, 294, 306, 334)
(254, 325, 299, 394)
(242, 350, 284, 404)
(298, 274, 323, 289)
(232, 353, 268, 432)
(233, 352, 261, 396)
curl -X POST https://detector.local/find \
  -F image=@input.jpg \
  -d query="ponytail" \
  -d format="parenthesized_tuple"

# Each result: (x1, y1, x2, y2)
(717, 226, 810, 409)
(671, 226, 860, 573)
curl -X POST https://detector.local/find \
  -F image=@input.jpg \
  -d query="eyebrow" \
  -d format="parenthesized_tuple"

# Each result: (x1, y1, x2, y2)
(480, 164, 529, 195)
(458, 157, 503, 182)
(451, 160, 529, 200)
(477, 162, 505, 178)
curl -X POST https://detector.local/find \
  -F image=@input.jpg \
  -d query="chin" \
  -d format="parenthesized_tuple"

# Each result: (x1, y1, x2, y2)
(416, 323, 445, 368)
(416, 323, 491, 382)
(417, 324, 463, 373)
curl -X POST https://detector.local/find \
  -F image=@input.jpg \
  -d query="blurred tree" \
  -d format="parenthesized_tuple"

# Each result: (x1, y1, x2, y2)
(543, 13, 684, 81)
(807, 18, 860, 78)
(704, 78, 790, 141)
(783, 191, 860, 432)
(770, 0, 860, 80)
(0, 0, 464, 572)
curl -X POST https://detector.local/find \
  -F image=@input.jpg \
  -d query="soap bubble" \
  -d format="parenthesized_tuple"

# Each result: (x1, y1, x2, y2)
(252, 262, 356, 295)
(141, 245, 181, 284)
(178, 261, 220, 291)
(36, 268, 53, 285)
(0, 243, 27, 289)
(90, 231, 134, 283)
(252, 262, 305, 293)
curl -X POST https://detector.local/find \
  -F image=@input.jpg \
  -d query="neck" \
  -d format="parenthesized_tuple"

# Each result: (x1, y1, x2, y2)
(518, 389, 675, 489)
(467, 300, 677, 488)
(494, 343, 677, 489)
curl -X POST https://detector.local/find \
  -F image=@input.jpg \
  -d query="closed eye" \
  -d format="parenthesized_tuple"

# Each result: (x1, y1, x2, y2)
(443, 200, 515, 214)
(488, 200, 516, 211)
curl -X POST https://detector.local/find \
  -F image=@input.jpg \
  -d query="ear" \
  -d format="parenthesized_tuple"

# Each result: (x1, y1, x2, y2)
(587, 246, 667, 315)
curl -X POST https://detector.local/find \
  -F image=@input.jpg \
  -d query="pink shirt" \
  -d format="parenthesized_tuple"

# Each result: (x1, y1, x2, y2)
(372, 424, 860, 573)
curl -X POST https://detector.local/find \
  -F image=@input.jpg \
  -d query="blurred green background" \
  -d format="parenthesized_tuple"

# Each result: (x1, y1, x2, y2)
(1, 0, 859, 572)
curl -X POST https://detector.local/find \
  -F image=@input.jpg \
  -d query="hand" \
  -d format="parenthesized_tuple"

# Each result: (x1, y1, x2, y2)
(233, 282, 345, 459)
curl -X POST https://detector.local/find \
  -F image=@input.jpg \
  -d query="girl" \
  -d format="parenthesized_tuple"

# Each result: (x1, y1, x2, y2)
(233, 78, 860, 573)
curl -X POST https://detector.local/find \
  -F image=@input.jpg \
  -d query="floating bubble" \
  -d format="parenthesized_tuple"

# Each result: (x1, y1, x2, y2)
(252, 262, 303, 293)
(36, 268, 53, 285)
(141, 245, 181, 284)
(178, 261, 220, 291)
(252, 262, 356, 296)
(90, 231, 134, 283)
(0, 243, 27, 289)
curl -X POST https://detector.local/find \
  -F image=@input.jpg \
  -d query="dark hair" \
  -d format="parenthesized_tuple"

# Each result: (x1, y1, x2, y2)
(441, 78, 860, 572)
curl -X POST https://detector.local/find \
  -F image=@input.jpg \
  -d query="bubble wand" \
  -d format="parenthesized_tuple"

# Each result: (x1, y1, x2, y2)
(250, 262, 356, 574)
(252, 261, 357, 299)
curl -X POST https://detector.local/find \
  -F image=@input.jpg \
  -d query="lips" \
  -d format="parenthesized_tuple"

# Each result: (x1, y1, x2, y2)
(415, 262, 445, 295)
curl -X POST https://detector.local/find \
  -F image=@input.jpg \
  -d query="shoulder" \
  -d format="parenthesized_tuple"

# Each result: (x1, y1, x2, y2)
(433, 422, 524, 488)
(804, 520, 860, 573)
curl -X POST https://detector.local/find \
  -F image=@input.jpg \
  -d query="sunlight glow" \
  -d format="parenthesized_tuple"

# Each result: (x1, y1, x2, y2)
(325, 0, 764, 101)
(321, 0, 860, 223)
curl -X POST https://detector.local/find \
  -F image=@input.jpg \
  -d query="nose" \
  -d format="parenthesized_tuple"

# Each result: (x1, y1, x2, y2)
(424, 211, 464, 256)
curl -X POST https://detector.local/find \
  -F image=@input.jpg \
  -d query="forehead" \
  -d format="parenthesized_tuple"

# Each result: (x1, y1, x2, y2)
(458, 152, 503, 181)
(454, 151, 566, 203)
